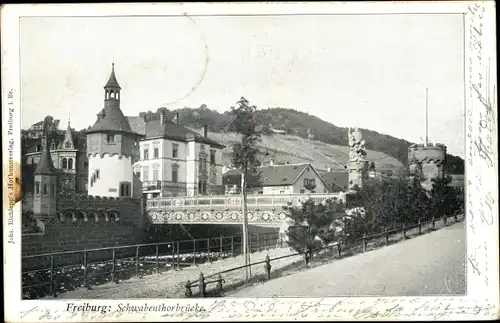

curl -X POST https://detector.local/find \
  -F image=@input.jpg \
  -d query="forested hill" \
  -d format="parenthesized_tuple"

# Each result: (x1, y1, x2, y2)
(138, 105, 463, 174)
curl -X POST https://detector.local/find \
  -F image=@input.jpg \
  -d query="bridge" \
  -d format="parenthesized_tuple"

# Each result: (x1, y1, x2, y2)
(146, 193, 345, 227)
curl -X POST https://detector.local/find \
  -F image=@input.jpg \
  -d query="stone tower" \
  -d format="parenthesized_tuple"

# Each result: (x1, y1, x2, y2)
(33, 133, 58, 217)
(85, 64, 142, 198)
(347, 127, 369, 192)
(408, 143, 447, 190)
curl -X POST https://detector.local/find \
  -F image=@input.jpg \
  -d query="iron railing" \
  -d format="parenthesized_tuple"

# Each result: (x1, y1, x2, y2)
(185, 213, 463, 297)
(21, 230, 282, 300)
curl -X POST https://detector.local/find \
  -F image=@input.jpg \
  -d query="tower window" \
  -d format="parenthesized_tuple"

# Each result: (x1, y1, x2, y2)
(51, 184, 55, 196)
(154, 148, 159, 158)
(153, 164, 160, 182)
(143, 149, 149, 160)
(62, 158, 68, 169)
(96, 169, 100, 179)
(210, 150, 216, 165)
(119, 181, 131, 197)
(68, 158, 73, 170)
(43, 184, 48, 195)
(172, 144, 178, 158)
(107, 134, 115, 144)
(35, 182, 40, 195)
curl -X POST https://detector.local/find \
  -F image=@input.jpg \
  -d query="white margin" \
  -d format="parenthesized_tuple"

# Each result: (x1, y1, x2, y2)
(2, 2, 498, 322)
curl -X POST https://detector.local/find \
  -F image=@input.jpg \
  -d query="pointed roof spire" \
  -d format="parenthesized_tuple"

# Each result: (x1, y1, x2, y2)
(34, 135, 58, 175)
(104, 62, 121, 89)
(62, 117, 75, 149)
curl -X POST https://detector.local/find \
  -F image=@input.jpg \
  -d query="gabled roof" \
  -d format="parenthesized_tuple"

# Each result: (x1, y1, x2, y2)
(34, 137, 57, 175)
(127, 116, 225, 148)
(223, 163, 328, 188)
(318, 171, 349, 192)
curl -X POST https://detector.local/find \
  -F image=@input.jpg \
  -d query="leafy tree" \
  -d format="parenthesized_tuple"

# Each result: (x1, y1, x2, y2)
(227, 97, 263, 280)
(285, 198, 345, 259)
(429, 175, 457, 218)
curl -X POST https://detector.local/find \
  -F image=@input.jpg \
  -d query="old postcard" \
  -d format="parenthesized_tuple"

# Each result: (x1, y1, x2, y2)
(2, 2, 498, 322)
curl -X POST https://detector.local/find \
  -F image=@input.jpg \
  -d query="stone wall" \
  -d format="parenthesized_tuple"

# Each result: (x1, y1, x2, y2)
(22, 195, 146, 257)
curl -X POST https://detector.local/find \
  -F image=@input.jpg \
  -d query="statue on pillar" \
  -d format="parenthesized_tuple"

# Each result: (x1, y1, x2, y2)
(348, 127, 367, 162)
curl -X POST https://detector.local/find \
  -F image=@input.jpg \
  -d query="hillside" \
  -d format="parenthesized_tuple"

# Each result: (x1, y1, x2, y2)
(143, 105, 464, 173)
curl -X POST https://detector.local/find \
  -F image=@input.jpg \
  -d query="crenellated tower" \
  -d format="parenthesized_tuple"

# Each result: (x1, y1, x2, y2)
(85, 63, 142, 198)
(408, 88, 447, 190)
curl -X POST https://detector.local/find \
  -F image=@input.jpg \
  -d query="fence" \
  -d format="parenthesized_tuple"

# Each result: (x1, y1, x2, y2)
(22, 230, 282, 299)
(184, 213, 463, 297)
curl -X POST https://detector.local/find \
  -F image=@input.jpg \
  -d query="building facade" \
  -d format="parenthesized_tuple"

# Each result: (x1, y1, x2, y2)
(223, 163, 332, 195)
(129, 109, 226, 198)
(24, 121, 88, 193)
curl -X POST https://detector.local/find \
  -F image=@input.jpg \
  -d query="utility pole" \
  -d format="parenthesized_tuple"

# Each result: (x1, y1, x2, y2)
(241, 165, 251, 281)
(425, 88, 429, 147)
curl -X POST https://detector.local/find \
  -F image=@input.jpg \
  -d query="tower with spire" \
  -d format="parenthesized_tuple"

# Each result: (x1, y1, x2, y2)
(33, 127, 58, 217)
(85, 64, 142, 197)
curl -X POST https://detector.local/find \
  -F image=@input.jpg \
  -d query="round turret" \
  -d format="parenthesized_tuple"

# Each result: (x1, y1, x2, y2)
(408, 143, 447, 188)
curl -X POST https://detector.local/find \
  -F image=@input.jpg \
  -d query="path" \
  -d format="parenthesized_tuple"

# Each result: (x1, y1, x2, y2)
(229, 222, 466, 297)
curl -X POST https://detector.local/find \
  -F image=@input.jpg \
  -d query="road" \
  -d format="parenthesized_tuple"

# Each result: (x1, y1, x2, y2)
(229, 222, 466, 297)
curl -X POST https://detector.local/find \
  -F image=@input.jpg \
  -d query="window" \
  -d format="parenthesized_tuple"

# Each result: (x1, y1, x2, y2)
(136, 171, 141, 179)
(68, 158, 73, 170)
(300, 189, 305, 194)
(119, 182, 131, 197)
(210, 150, 216, 165)
(96, 169, 100, 179)
(43, 184, 48, 195)
(62, 158, 68, 169)
(51, 184, 56, 196)
(154, 148, 159, 158)
(171, 167, 178, 183)
(304, 178, 316, 187)
(84, 162, 88, 169)
(35, 182, 40, 195)
(143, 166, 149, 181)
(107, 134, 115, 143)
(152, 164, 159, 181)
(172, 144, 178, 158)
(143, 149, 149, 160)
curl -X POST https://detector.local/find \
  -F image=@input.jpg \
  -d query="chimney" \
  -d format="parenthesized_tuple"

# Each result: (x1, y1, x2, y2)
(160, 110, 166, 124)
(269, 159, 274, 166)
(327, 167, 332, 172)
(173, 112, 180, 125)
(203, 125, 208, 138)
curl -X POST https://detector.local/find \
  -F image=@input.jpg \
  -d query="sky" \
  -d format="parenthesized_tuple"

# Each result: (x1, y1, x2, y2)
(20, 14, 465, 157)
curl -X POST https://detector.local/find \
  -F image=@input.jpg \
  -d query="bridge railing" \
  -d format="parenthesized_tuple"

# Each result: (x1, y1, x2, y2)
(147, 193, 345, 210)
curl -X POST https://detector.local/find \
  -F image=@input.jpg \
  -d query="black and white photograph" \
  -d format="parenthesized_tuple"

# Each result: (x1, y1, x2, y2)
(2, 2, 498, 322)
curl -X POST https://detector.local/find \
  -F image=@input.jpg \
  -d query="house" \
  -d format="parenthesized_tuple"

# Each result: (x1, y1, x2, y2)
(129, 109, 226, 198)
(222, 163, 332, 195)
(23, 121, 89, 193)
(317, 170, 349, 192)
(24, 119, 61, 139)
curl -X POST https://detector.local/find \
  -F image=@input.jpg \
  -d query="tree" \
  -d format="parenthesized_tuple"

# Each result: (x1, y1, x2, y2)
(285, 198, 345, 260)
(227, 97, 262, 280)
(429, 175, 455, 218)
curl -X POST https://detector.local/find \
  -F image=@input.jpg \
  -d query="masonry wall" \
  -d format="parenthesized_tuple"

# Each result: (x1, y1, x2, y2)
(22, 196, 146, 257)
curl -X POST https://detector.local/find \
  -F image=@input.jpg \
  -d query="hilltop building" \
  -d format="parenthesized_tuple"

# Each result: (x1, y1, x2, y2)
(24, 119, 60, 139)
(127, 109, 226, 198)
(223, 163, 332, 195)
(85, 64, 143, 198)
